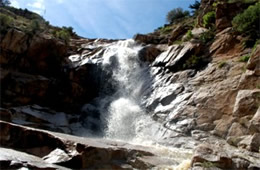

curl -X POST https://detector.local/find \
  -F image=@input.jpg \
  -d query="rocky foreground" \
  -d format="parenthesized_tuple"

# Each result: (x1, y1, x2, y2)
(1, 0, 260, 169)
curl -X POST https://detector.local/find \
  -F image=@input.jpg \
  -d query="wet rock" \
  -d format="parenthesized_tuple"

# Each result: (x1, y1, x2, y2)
(153, 45, 182, 67)
(0, 121, 189, 169)
(191, 143, 233, 169)
(247, 44, 260, 76)
(138, 45, 161, 63)
(238, 133, 260, 152)
(0, 147, 68, 170)
(165, 42, 202, 71)
(233, 90, 260, 118)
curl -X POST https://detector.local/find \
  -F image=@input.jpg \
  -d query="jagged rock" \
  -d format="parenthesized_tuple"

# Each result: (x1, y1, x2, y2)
(168, 25, 190, 43)
(0, 29, 29, 54)
(153, 45, 181, 67)
(212, 115, 236, 138)
(227, 136, 245, 147)
(191, 143, 233, 169)
(249, 107, 260, 133)
(227, 122, 247, 138)
(1, 71, 50, 106)
(166, 42, 202, 71)
(138, 45, 161, 63)
(233, 90, 260, 118)
(247, 44, 260, 75)
(210, 27, 242, 57)
(26, 34, 67, 75)
(134, 33, 166, 45)
(238, 133, 260, 152)
(215, 2, 248, 31)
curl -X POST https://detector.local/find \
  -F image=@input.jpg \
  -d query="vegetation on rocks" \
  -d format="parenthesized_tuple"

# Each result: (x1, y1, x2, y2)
(232, 2, 260, 40)
(203, 11, 216, 28)
(166, 7, 190, 24)
(0, 13, 13, 33)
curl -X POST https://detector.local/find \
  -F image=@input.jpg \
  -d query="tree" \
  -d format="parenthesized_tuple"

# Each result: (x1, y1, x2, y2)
(189, 0, 201, 14)
(0, 0, 11, 6)
(166, 8, 190, 24)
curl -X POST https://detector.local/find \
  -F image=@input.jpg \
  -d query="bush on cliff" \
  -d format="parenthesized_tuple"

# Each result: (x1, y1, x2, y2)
(203, 11, 216, 28)
(232, 2, 260, 39)
(166, 8, 190, 24)
(0, 13, 13, 33)
(54, 29, 71, 44)
(29, 19, 41, 33)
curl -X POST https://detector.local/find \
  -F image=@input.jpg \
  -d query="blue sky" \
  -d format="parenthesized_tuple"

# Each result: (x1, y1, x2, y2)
(10, 0, 196, 39)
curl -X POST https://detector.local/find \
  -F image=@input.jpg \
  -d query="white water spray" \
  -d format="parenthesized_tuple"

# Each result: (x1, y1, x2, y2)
(100, 39, 155, 141)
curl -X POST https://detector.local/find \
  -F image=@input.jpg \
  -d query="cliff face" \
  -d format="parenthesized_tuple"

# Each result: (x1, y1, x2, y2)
(0, 1, 260, 169)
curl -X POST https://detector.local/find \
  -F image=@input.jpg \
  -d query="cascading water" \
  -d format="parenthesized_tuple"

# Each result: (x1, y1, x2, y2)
(80, 39, 193, 169)
(82, 39, 157, 142)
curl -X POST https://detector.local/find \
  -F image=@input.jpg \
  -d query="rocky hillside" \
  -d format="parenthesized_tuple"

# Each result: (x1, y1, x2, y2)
(0, 0, 260, 169)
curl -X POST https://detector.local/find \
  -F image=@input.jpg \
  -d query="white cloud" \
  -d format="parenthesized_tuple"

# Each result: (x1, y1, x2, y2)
(27, 0, 45, 15)
(10, 0, 20, 8)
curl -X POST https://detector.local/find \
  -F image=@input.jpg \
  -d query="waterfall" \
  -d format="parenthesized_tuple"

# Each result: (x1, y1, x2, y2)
(82, 39, 158, 142)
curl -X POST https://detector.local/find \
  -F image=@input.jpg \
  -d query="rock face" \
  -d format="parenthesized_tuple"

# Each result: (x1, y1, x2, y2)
(1, 1, 260, 169)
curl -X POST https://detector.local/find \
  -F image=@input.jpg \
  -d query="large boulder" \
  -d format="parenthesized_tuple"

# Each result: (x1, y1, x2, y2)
(233, 90, 260, 118)
(191, 143, 233, 169)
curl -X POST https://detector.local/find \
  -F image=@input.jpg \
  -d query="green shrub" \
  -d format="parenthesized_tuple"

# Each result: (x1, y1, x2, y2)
(0, 13, 13, 33)
(199, 30, 215, 44)
(183, 55, 201, 69)
(160, 25, 173, 34)
(55, 29, 71, 44)
(239, 55, 250, 62)
(232, 3, 260, 39)
(203, 11, 216, 28)
(166, 8, 190, 24)
(29, 19, 41, 33)
(184, 29, 193, 41)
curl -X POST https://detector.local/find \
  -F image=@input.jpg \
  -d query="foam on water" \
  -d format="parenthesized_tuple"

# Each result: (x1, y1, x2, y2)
(83, 39, 192, 168)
